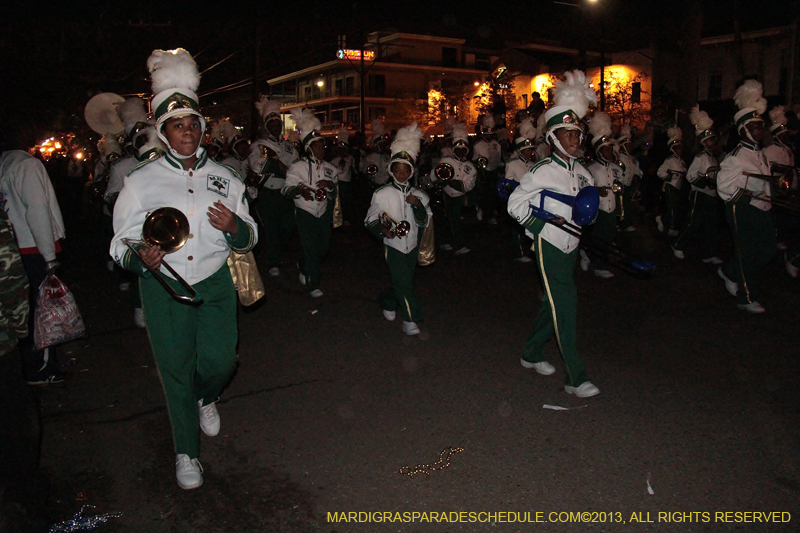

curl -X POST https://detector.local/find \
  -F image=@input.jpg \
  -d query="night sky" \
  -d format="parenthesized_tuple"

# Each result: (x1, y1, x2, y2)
(1, 0, 797, 147)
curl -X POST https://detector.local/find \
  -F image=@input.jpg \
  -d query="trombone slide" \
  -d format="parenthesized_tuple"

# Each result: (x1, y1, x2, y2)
(123, 239, 200, 303)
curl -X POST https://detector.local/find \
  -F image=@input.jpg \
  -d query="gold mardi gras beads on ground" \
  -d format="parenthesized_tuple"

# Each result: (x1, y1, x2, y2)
(399, 446, 464, 478)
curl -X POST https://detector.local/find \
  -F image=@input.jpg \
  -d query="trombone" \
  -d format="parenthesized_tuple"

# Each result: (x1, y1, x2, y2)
(743, 171, 792, 192)
(123, 207, 200, 303)
(379, 212, 411, 238)
(740, 189, 800, 212)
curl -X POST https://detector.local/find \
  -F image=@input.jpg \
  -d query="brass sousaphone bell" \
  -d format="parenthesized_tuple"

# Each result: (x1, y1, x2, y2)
(434, 162, 455, 183)
(123, 207, 200, 303)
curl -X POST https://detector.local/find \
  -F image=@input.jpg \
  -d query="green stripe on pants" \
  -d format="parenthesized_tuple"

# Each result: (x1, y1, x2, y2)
(522, 237, 589, 387)
(379, 245, 422, 322)
(141, 264, 238, 458)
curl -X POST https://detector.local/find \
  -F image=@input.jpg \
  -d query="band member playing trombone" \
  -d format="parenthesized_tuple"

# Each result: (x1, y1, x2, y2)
(583, 112, 620, 279)
(110, 49, 258, 490)
(672, 106, 722, 264)
(365, 124, 431, 336)
(507, 70, 600, 399)
(656, 126, 685, 237)
(716, 80, 776, 313)
(283, 108, 338, 298)
(763, 106, 797, 256)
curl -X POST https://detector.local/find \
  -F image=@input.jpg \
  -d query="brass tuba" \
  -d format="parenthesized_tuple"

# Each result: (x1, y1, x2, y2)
(123, 208, 200, 303)
(84, 93, 126, 136)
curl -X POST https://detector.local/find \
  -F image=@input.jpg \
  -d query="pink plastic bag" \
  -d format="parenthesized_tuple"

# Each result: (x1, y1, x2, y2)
(33, 274, 86, 350)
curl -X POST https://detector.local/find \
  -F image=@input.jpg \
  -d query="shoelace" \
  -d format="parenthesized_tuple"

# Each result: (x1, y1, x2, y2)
(199, 404, 218, 423)
(176, 456, 204, 474)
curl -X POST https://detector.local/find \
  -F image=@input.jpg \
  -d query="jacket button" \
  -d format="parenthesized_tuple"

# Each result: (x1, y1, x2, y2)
(188, 233, 194, 239)
(188, 210, 194, 215)
(189, 171, 193, 177)
(188, 189, 193, 193)
(187, 256, 193, 261)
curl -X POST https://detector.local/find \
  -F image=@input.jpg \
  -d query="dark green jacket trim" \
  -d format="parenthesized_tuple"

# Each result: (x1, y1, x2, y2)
(225, 215, 256, 253)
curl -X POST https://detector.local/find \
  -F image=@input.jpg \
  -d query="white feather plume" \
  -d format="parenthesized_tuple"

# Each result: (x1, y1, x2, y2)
(291, 108, 320, 138)
(667, 125, 683, 143)
(99, 135, 122, 157)
(589, 112, 612, 139)
(482, 114, 495, 129)
(390, 123, 424, 160)
(734, 79, 767, 115)
(536, 112, 547, 139)
(219, 119, 240, 143)
(147, 48, 200, 95)
(452, 123, 468, 143)
(518, 118, 536, 140)
(287, 130, 300, 143)
(769, 105, 788, 127)
(689, 105, 713, 131)
(619, 124, 632, 139)
(117, 97, 149, 129)
(554, 70, 598, 119)
(337, 128, 350, 144)
(255, 97, 281, 119)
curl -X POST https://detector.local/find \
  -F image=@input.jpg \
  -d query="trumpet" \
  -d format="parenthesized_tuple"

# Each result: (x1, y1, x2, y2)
(434, 162, 455, 183)
(365, 164, 379, 177)
(379, 212, 411, 238)
(475, 156, 489, 170)
(743, 171, 792, 192)
(597, 180, 623, 197)
(299, 183, 328, 202)
(122, 207, 200, 303)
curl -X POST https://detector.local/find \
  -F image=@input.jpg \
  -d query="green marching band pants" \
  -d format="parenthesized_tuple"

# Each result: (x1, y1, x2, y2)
(295, 207, 332, 292)
(721, 200, 776, 306)
(590, 210, 617, 271)
(444, 194, 467, 249)
(673, 190, 718, 259)
(522, 236, 589, 387)
(380, 245, 423, 323)
(255, 188, 296, 270)
(141, 264, 238, 459)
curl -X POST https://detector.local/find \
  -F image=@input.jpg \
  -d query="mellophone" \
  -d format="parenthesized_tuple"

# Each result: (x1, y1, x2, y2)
(527, 187, 655, 275)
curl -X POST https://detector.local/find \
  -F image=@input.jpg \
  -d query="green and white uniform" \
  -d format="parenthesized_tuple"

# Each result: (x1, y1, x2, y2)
(657, 153, 685, 233)
(429, 156, 477, 249)
(587, 159, 620, 271)
(673, 148, 719, 259)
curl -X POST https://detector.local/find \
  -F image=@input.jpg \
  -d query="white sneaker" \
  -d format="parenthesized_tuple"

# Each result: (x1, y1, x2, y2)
(579, 250, 590, 272)
(403, 321, 420, 336)
(671, 246, 684, 259)
(309, 289, 323, 298)
(119, 282, 131, 292)
(594, 269, 614, 279)
(655, 215, 664, 233)
(717, 267, 738, 296)
(476, 207, 484, 221)
(520, 359, 555, 375)
(565, 382, 600, 398)
(298, 272, 307, 286)
(439, 244, 453, 251)
(514, 256, 533, 263)
(668, 229, 679, 237)
(702, 257, 723, 265)
(175, 454, 203, 490)
(624, 225, 636, 232)
(454, 246, 471, 256)
(133, 308, 146, 328)
(737, 301, 766, 314)
(198, 400, 220, 437)
(383, 309, 396, 321)
(786, 254, 799, 278)
(106, 260, 115, 272)
(268, 267, 280, 277)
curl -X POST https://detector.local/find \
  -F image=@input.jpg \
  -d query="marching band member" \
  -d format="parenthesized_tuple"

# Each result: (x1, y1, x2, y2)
(534, 112, 551, 162)
(671, 106, 722, 264)
(218, 119, 250, 179)
(716, 80, 775, 313)
(504, 117, 537, 262)
(365, 123, 431, 336)
(507, 70, 600, 398)
(282, 108, 338, 298)
(616, 125, 642, 231)
(363, 119, 391, 187)
(583, 112, 620, 279)
(111, 48, 257, 489)
(207, 122, 225, 162)
(429, 123, 477, 255)
(330, 128, 355, 224)
(248, 98, 299, 277)
(762, 106, 797, 257)
(473, 114, 503, 224)
(656, 126, 685, 237)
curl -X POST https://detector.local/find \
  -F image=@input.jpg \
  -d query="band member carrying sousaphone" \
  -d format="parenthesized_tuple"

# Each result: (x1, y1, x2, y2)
(671, 105, 723, 264)
(110, 48, 258, 490)
(365, 123, 432, 336)
(507, 69, 601, 399)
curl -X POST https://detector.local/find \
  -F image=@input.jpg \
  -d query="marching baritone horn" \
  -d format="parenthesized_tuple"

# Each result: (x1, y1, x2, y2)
(299, 183, 328, 202)
(434, 162, 455, 183)
(476, 156, 489, 170)
(122, 207, 200, 303)
(366, 164, 379, 177)
(379, 212, 411, 238)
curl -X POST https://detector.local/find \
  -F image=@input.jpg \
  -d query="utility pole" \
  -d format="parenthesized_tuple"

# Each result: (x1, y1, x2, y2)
(251, 22, 261, 139)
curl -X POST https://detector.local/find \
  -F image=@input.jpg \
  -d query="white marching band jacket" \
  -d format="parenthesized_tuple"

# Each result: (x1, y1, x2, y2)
(716, 141, 772, 211)
(657, 154, 685, 189)
(248, 137, 298, 190)
(507, 153, 594, 254)
(762, 141, 796, 189)
(618, 152, 642, 187)
(110, 151, 257, 286)
(105, 155, 137, 216)
(363, 152, 391, 186)
(283, 158, 338, 218)
(504, 157, 533, 183)
(686, 149, 719, 198)
(365, 181, 432, 254)
(472, 139, 503, 171)
(330, 155, 355, 183)
(587, 160, 620, 214)
(429, 156, 477, 198)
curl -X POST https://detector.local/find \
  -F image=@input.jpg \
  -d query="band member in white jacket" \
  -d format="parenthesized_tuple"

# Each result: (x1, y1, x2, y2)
(365, 123, 432, 336)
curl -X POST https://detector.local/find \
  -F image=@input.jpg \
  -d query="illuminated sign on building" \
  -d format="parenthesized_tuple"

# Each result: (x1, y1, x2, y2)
(337, 49, 375, 61)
